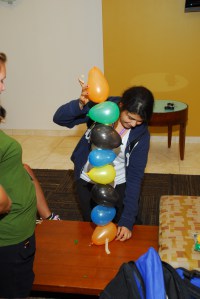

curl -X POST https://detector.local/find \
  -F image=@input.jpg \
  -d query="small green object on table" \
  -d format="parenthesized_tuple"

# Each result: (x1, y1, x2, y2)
(194, 234, 200, 252)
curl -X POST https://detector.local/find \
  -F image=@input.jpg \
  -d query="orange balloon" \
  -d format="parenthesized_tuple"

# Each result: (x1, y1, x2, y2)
(91, 222, 117, 245)
(87, 66, 109, 103)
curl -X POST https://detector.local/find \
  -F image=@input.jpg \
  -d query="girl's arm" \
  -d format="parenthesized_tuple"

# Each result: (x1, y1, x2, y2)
(53, 99, 91, 128)
(118, 132, 150, 231)
(53, 81, 92, 128)
(23, 164, 52, 219)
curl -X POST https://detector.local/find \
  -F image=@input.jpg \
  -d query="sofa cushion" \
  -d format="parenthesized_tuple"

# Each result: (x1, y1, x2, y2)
(159, 195, 200, 270)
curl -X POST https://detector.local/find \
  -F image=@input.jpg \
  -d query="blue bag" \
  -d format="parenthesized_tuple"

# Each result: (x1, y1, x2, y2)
(100, 247, 166, 299)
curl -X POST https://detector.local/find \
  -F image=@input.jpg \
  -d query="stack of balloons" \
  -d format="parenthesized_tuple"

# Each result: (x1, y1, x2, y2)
(85, 66, 122, 253)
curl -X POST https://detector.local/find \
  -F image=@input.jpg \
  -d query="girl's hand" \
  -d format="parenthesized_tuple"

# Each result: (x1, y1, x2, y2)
(115, 226, 132, 241)
(78, 78, 89, 109)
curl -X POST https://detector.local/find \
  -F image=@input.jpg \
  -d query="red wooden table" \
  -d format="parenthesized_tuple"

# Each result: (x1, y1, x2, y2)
(32, 221, 159, 296)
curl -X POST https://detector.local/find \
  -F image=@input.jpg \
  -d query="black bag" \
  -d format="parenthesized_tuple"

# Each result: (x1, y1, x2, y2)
(100, 247, 200, 299)
(99, 261, 145, 299)
(163, 262, 200, 299)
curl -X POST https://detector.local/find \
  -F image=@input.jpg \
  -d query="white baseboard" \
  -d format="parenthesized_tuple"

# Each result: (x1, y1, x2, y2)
(151, 136, 200, 143)
(2, 129, 200, 143)
(2, 126, 86, 137)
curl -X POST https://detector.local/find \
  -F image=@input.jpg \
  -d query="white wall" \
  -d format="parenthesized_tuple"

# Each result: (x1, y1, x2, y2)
(0, 0, 103, 131)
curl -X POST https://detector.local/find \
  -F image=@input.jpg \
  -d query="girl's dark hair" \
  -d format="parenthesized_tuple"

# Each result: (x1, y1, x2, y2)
(120, 86, 154, 122)
(0, 52, 7, 122)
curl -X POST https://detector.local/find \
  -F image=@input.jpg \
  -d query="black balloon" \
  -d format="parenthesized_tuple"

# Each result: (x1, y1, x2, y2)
(91, 184, 120, 207)
(90, 124, 122, 149)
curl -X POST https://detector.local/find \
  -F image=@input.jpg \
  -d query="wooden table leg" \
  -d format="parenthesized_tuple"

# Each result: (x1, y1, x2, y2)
(179, 122, 186, 160)
(149, 102, 188, 159)
(168, 125, 172, 148)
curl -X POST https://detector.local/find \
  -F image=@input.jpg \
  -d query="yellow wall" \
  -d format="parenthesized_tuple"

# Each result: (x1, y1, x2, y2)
(102, 0, 200, 136)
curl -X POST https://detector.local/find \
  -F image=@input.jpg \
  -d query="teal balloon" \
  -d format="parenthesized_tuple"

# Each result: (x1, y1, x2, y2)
(89, 149, 116, 167)
(88, 101, 120, 125)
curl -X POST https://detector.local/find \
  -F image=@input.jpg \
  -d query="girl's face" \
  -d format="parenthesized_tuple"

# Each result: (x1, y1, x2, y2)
(119, 110, 143, 129)
(0, 63, 6, 94)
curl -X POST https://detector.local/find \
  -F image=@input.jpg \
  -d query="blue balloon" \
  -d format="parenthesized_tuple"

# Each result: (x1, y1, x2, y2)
(89, 149, 116, 167)
(91, 205, 116, 226)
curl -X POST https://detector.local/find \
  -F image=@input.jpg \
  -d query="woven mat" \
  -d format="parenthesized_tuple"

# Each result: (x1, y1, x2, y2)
(33, 169, 200, 226)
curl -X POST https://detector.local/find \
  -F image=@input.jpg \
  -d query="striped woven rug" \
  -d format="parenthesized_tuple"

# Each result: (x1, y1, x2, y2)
(33, 169, 200, 226)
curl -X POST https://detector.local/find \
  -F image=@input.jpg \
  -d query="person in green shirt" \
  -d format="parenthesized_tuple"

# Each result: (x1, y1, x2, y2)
(0, 52, 58, 298)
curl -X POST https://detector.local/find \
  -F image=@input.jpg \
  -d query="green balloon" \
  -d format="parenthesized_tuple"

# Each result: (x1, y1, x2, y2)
(88, 101, 120, 125)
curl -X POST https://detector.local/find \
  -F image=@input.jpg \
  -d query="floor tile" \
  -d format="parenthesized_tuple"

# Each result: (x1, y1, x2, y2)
(10, 134, 200, 175)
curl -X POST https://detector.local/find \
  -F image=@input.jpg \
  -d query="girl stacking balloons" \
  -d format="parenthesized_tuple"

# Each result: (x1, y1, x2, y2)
(53, 66, 154, 243)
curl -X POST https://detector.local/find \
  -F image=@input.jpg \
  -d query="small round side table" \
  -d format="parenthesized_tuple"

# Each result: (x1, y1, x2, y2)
(149, 100, 188, 160)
